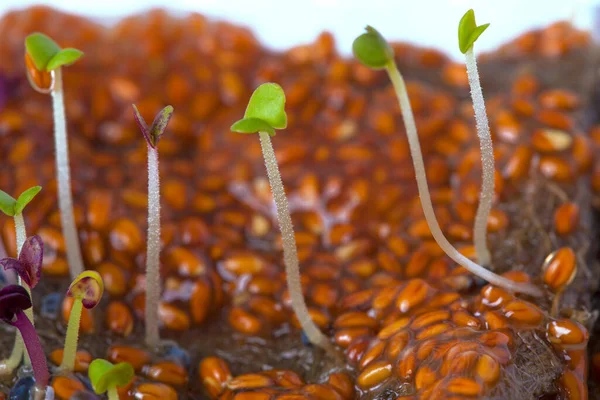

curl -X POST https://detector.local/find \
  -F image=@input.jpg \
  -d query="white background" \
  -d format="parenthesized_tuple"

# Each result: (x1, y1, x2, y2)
(0, 0, 598, 59)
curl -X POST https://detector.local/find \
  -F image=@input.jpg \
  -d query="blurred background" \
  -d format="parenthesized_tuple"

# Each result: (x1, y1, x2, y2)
(0, 0, 597, 58)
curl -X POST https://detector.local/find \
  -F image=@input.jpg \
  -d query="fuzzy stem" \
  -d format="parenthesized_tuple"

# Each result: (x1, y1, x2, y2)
(145, 145, 161, 348)
(108, 387, 119, 400)
(51, 68, 84, 279)
(384, 62, 543, 298)
(465, 47, 494, 267)
(12, 310, 49, 388)
(60, 298, 82, 372)
(14, 213, 34, 368)
(258, 131, 332, 349)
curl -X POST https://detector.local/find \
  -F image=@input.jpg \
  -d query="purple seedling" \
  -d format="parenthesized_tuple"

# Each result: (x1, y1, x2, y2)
(60, 271, 104, 372)
(25, 33, 85, 280)
(132, 104, 174, 349)
(0, 285, 49, 396)
(0, 234, 43, 375)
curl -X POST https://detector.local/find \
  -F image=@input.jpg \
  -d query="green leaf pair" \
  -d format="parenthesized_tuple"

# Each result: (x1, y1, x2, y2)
(230, 83, 287, 136)
(0, 187, 42, 217)
(88, 359, 134, 394)
(352, 26, 394, 70)
(458, 9, 490, 54)
(25, 33, 83, 72)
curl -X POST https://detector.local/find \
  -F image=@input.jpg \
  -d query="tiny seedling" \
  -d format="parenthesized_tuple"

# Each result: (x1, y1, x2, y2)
(459, 9, 494, 267)
(0, 285, 49, 393)
(88, 359, 134, 400)
(353, 26, 543, 297)
(132, 104, 174, 349)
(25, 33, 85, 280)
(60, 271, 104, 372)
(231, 83, 332, 350)
(0, 186, 42, 375)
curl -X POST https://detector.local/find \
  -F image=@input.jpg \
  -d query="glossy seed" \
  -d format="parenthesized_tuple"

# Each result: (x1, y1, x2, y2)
(357, 361, 392, 389)
(51, 376, 85, 400)
(106, 301, 134, 337)
(396, 279, 430, 313)
(132, 383, 178, 400)
(227, 374, 274, 390)
(107, 345, 151, 372)
(229, 307, 262, 335)
(49, 349, 92, 373)
(144, 361, 189, 386)
(415, 366, 437, 390)
(503, 300, 544, 326)
(199, 357, 232, 398)
(446, 377, 482, 396)
(547, 319, 588, 346)
(542, 247, 577, 291)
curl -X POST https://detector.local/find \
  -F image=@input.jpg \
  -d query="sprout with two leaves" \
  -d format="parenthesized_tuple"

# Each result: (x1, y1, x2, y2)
(231, 84, 332, 351)
(25, 33, 85, 280)
(88, 359, 134, 400)
(458, 9, 494, 268)
(60, 271, 104, 372)
(0, 285, 51, 399)
(352, 24, 543, 297)
(132, 104, 174, 349)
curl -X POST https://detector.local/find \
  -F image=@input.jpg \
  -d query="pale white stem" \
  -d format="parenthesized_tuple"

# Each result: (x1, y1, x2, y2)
(51, 68, 84, 279)
(465, 47, 493, 267)
(385, 63, 543, 298)
(258, 131, 332, 349)
(145, 146, 161, 348)
(14, 213, 33, 367)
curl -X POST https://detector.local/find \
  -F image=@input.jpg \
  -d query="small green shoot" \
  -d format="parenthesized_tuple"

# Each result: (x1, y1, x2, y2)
(459, 9, 494, 268)
(25, 33, 83, 72)
(353, 26, 543, 298)
(88, 359, 134, 400)
(24, 33, 85, 280)
(231, 83, 332, 351)
(132, 104, 174, 349)
(352, 26, 394, 69)
(231, 83, 287, 136)
(458, 9, 490, 54)
(0, 186, 41, 217)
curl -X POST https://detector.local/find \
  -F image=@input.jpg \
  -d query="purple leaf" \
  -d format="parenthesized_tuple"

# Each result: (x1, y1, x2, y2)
(132, 104, 152, 148)
(0, 235, 43, 288)
(0, 285, 31, 323)
(132, 104, 173, 148)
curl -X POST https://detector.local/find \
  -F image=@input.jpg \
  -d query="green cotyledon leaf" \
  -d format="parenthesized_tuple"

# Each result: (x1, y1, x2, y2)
(458, 9, 490, 54)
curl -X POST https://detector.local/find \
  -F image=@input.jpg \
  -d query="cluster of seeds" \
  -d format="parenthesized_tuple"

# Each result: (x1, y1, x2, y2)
(0, 6, 599, 399)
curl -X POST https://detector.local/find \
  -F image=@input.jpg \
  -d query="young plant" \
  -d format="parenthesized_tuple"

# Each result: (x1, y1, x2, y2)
(0, 285, 49, 393)
(25, 33, 85, 279)
(231, 83, 332, 350)
(459, 9, 494, 267)
(60, 271, 104, 372)
(0, 186, 42, 374)
(132, 104, 174, 349)
(88, 359, 134, 400)
(352, 27, 543, 297)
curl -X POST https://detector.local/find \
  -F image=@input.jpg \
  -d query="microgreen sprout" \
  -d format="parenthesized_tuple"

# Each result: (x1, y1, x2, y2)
(60, 271, 104, 372)
(0, 285, 49, 393)
(231, 83, 332, 350)
(132, 104, 174, 349)
(459, 9, 493, 267)
(0, 187, 41, 374)
(88, 359, 134, 400)
(25, 33, 85, 280)
(353, 26, 543, 297)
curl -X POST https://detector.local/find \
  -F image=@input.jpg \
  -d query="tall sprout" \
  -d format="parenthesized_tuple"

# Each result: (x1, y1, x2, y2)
(231, 84, 333, 350)
(459, 9, 493, 267)
(25, 33, 85, 279)
(352, 26, 543, 298)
